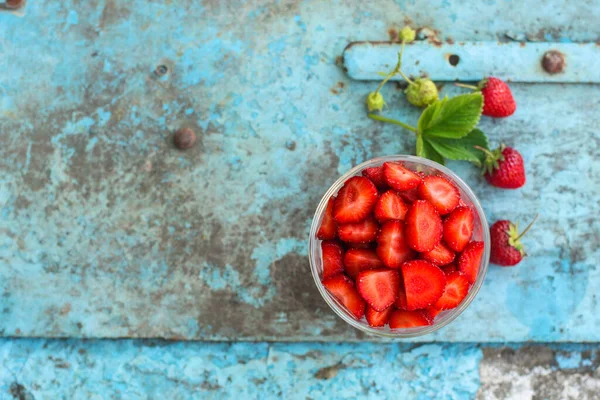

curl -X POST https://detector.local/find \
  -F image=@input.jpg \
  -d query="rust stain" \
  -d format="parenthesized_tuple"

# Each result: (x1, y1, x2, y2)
(388, 28, 398, 42)
(520, 42, 526, 47)
(446, 37, 455, 45)
(335, 55, 343, 66)
(15, 328, 21, 334)
(60, 303, 72, 315)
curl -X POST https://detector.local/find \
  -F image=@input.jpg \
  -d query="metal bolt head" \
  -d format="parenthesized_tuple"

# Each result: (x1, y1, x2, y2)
(173, 128, 197, 150)
(5, 0, 24, 9)
(542, 50, 565, 74)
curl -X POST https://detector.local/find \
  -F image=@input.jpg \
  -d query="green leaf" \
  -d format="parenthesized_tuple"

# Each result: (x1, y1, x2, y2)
(416, 134, 445, 165)
(426, 129, 489, 165)
(417, 93, 483, 139)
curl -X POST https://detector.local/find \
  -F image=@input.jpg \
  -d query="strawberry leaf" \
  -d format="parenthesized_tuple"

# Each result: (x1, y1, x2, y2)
(426, 129, 490, 165)
(418, 93, 483, 139)
(416, 134, 445, 165)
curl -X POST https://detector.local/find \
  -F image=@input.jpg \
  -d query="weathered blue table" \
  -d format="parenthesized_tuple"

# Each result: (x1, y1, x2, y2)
(0, 0, 599, 398)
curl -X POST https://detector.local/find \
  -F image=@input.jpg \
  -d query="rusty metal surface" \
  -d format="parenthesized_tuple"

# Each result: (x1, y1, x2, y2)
(0, 1, 599, 341)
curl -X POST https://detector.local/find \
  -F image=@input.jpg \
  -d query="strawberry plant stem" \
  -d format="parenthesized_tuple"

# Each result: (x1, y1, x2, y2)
(368, 113, 417, 133)
(375, 42, 407, 93)
(515, 214, 539, 241)
(455, 83, 479, 91)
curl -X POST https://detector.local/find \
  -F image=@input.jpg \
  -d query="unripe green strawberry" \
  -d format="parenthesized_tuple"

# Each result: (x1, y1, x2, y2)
(405, 78, 438, 108)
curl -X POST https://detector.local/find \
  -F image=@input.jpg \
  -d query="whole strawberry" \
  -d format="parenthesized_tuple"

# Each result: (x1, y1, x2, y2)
(479, 77, 516, 117)
(477, 144, 526, 189)
(490, 215, 538, 266)
(456, 77, 516, 118)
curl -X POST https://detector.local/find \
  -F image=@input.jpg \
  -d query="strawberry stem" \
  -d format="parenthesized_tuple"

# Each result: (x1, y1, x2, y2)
(474, 145, 494, 158)
(368, 113, 417, 133)
(375, 42, 406, 93)
(515, 214, 538, 241)
(455, 83, 479, 91)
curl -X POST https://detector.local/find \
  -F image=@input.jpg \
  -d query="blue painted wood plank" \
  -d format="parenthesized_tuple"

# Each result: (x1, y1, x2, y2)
(0, 339, 599, 399)
(0, 1, 598, 342)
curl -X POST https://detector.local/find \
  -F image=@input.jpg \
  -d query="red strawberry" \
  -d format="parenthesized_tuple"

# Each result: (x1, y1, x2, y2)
(366, 306, 393, 327)
(376, 220, 415, 268)
(389, 309, 432, 329)
(424, 305, 443, 319)
(321, 241, 344, 279)
(458, 241, 485, 284)
(399, 187, 419, 204)
(480, 77, 516, 118)
(322, 274, 366, 319)
(434, 271, 470, 310)
(401, 260, 446, 310)
(347, 242, 375, 250)
(478, 145, 526, 189)
(343, 248, 384, 279)
(405, 200, 443, 252)
(362, 166, 388, 190)
(374, 190, 409, 222)
(490, 216, 537, 266)
(383, 162, 422, 191)
(317, 197, 337, 240)
(357, 269, 401, 311)
(417, 176, 460, 215)
(394, 277, 408, 310)
(421, 242, 455, 266)
(441, 264, 458, 275)
(338, 217, 378, 243)
(443, 206, 474, 252)
(334, 176, 379, 223)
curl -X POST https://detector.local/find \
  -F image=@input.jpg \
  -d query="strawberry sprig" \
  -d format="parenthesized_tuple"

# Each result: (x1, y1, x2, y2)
(365, 27, 491, 166)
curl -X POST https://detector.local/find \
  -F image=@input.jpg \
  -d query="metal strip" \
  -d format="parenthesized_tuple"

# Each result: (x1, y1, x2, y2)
(343, 41, 600, 83)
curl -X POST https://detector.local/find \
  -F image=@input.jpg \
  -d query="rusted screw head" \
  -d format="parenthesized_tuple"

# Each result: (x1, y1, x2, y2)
(173, 128, 197, 150)
(5, 0, 24, 9)
(542, 50, 565, 74)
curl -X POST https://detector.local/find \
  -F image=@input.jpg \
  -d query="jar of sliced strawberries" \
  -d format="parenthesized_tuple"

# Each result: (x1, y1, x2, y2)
(309, 155, 490, 338)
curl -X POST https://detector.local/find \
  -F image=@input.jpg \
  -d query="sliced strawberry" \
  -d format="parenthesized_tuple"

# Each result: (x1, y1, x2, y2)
(322, 274, 366, 319)
(424, 305, 443, 319)
(401, 260, 446, 310)
(434, 271, 470, 310)
(374, 190, 409, 223)
(338, 217, 378, 243)
(389, 310, 432, 329)
(458, 241, 485, 284)
(443, 207, 475, 252)
(441, 264, 458, 275)
(347, 242, 375, 250)
(376, 220, 415, 268)
(321, 241, 344, 279)
(362, 166, 388, 190)
(394, 276, 408, 310)
(417, 176, 460, 215)
(356, 269, 401, 311)
(317, 197, 337, 240)
(334, 176, 379, 223)
(421, 242, 455, 266)
(383, 162, 422, 191)
(405, 200, 443, 252)
(343, 248, 384, 279)
(399, 187, 419, 204)
(365, 306, 393, 327)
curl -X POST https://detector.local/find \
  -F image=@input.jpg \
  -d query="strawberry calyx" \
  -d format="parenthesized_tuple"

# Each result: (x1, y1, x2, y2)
(475, 144, 505, 175)
(507, 214, 539, 257)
